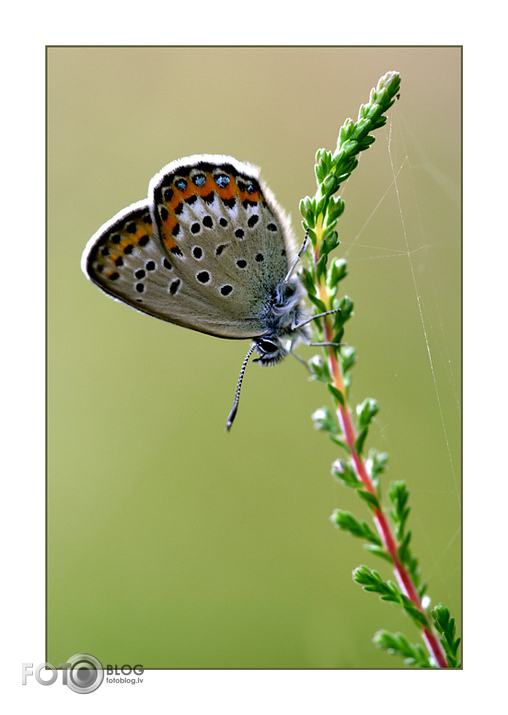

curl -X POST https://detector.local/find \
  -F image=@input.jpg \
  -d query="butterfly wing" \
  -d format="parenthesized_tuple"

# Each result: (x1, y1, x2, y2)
(82, 156, 297, 340)
(148, 154, 297, 338)
(82, 199, 195, 326)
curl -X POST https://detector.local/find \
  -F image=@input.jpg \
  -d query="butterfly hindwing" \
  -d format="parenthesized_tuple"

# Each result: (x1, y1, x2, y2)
(82, 200, 187, 324)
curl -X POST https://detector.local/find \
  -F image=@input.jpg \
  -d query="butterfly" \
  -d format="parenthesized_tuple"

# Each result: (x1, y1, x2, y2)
(82, 154, 325, 429)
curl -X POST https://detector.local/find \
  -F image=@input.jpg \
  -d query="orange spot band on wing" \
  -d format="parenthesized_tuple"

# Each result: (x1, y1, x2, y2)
(215, 174, 237, 201)
(241, 189, 260, 203)
(195, 174, 215, 197)
(118, 238, 133, 252)
(160, 213, 178, 250)
(163, 234, 177, 251)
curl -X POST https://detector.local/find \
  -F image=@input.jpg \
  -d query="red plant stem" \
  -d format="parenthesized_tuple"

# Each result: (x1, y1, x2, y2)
(318, 291, 449, 668)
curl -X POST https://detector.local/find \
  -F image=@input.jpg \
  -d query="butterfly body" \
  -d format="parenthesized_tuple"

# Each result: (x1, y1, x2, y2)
(82, 155, 310, 423)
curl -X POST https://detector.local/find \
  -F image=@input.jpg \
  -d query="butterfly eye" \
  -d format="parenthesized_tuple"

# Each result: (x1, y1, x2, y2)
(256, 337, 279, 354)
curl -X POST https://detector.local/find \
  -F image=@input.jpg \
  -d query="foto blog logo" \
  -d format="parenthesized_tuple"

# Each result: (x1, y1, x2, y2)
(22, 653, 104, 693)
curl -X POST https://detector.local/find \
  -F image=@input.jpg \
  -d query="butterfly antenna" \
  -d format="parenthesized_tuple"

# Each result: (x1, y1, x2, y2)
(284, 228, 309, 282)
(226, 344, 257, 431)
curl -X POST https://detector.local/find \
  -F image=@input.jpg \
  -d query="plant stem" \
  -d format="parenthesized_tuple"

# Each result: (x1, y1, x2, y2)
(314, 239, 448, 668)
(301, 72, 458, 667)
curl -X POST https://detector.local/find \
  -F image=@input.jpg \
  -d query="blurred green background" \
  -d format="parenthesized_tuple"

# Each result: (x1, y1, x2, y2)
(47, 47, 461, 668)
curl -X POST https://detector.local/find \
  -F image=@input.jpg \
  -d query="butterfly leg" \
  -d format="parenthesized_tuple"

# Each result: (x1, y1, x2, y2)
(288, 347, 312, 373)
(293, 307, 342, 332)
(298, 330, 343, 349)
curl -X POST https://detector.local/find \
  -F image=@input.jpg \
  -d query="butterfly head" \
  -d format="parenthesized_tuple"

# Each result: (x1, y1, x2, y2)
(253, 276, 309, 366)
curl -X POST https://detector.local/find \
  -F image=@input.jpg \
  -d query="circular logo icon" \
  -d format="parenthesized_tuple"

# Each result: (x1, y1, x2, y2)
(65, 653, 104, 693)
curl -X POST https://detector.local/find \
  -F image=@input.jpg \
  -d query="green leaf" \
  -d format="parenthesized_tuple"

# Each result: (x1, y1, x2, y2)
(331, 459, 359, 487)
(326, 196, 345, 223)
(308, 355, 331, 383)
(319, 230, 339, 256)
(327, 383, 345, 406)
(299, 196, 315, 227)
(327, 257, 347, 288)
(299, 266, 316, 294)
(306, 227, 318, 245)
(357, 488, 380, 511)
(338, 119, 354, 144)
(321, 172, 341, 197)
(328, 433, 349, 451)
(353, 566, 401, 604)
(400, 595, 430, 629)
(339, 345, 356, 373)
(356, 398, 380, 429)
(355, 566, 430, 631)
(354, 426, 368, 455)
(363, 544, 392, 563)
(373, 630, 433, 668)
(431, 604, 461, 668)
(311, 406, 338, 434)
(397, 531, 412, 564)
(315, 253, 328, 283)
(337, 295, 354, 323)
(406, 554, 421, 591)
(366, 450, 389, 480)
(388, 481, 410, 538)
(307, 292, 327, 313)
(331, 509, 382, 545)
(354, 567, 436, 639)
(331, 327, 345, 349)
(315, 148, 333, 183)
(315, 195, 328, 217)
